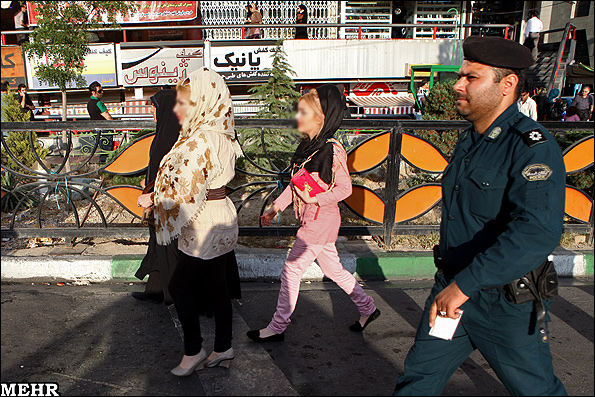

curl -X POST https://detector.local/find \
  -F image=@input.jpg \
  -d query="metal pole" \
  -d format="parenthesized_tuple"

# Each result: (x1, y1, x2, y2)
(433, 27, 438, 39)
(358, 26, 362, 40)
(382, 126, 403, 247)
(505, 27, 509, 39)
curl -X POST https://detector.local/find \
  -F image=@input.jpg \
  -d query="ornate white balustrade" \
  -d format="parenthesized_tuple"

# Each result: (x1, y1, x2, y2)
(200, 1, 339, 40)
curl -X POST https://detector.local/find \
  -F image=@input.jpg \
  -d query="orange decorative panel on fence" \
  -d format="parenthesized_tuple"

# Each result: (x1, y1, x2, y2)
(103, 134, 154, 175)
(346, 132, 390, 173)
(565, 186, 593, 224)
(563, 135, 594, 174)
(104, 186, 145, 218)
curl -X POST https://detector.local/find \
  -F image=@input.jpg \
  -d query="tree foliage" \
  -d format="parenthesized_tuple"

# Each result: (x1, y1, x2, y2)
(249, 40, 301, 119)
(1, 90, 50, 173)
(23, 1, 136, 91)
(418, 80, 463, 157)
(242, 40, 301, 172)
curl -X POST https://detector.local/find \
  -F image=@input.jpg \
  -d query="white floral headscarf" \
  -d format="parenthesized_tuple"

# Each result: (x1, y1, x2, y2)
(153, 67, 241, 245)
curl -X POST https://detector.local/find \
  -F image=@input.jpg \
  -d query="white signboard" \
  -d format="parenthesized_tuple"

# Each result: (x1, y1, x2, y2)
(26, 44, 117, 90)
(118, 47, 204, 87)
(210, 43, 276, 82)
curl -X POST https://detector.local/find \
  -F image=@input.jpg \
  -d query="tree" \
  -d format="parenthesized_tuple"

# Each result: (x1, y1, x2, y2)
(23, 1, 136, 122)
(249, 40, 301, 118)
(419, 79, 463, 156)
(244, 40, 302, 171)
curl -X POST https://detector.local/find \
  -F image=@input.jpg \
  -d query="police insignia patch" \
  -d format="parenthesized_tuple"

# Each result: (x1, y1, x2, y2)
(488, 127, 502, 139)
(522, 164, 553, 181)
(521, 130, 547, 147)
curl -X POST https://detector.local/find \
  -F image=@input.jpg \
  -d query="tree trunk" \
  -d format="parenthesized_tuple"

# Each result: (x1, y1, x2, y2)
(61, 90, 71, 172)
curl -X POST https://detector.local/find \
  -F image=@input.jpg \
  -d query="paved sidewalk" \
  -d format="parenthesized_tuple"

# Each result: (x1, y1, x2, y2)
(1, 279, 593, 396)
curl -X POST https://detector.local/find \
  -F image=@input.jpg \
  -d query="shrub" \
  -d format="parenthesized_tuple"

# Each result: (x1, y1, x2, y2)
(418, 80, 463, 157)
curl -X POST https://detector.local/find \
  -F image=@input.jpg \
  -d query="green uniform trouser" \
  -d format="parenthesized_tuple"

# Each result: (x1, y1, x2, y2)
(393, 272, 567, 396)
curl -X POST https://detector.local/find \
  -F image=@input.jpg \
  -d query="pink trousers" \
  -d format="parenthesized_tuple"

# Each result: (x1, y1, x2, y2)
(267, 239, 377, 334)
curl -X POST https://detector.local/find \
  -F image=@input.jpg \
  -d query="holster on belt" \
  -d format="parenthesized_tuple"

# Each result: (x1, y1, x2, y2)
(501, 259, 559, 343)
(433, 245, 454, 278)
(433, 246, 558, 343)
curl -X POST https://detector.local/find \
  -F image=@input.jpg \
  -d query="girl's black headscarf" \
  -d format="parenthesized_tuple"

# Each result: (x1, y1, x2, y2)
(291, 84, 346, 185)
(146, 89, 181, 186)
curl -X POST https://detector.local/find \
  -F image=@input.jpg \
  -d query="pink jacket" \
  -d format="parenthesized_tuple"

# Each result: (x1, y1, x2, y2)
(274, 144, 352, 244)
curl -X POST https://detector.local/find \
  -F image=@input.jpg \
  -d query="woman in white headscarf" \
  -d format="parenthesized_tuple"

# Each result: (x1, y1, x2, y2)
(138, 67, 242, 376)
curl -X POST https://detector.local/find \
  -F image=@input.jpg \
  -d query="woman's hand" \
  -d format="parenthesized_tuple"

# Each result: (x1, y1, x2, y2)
(293, 184, 318, 205)
(260, 204, 280, 226)
(137, 193, 153, 209)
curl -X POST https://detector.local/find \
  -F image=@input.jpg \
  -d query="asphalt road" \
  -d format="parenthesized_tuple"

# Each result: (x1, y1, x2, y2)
(1, 279, 593, 396)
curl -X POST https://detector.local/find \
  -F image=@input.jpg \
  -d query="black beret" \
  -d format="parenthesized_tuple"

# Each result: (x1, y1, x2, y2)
(463, 36, 534, 69)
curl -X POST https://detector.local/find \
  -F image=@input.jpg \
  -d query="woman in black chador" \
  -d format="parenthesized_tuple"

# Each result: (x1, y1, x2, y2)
(133, 89, 182, 305)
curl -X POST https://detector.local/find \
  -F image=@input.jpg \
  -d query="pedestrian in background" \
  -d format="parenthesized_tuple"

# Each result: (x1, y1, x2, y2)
(244, 4, 252, 39)
(524, 10, 543, 62)
(16, 83, 35, 121)
(393, 36, 567, 396)
(547, 88, 564, 120)
(295, 4, 308, 39)
(417, 80, 430, 110)
(14, 3, 28, 45)
(562, 106, 580, 121)
(517, 81, 538, 120)
(247, 85, 380, 344)
(133, 89, 182, 306)
(87, 81, 113, 120)
(534, 87, 549, 121)
(570, 85, 593, 121)
(247, 3, 262, 39)
(138, 68, 242, 376)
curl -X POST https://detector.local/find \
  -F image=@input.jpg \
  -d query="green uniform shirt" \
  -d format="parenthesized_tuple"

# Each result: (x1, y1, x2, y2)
(438, 104, 566, 296)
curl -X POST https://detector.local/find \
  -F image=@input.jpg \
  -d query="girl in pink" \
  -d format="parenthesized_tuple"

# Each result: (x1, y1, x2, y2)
(247, 85, 380, 343)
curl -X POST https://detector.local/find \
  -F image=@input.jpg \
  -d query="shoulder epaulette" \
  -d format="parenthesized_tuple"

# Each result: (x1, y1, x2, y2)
(512, 116, 548, 148)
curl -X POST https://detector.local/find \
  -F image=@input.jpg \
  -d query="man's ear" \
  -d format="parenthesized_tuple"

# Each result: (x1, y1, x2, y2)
(501, 74, 519, 98)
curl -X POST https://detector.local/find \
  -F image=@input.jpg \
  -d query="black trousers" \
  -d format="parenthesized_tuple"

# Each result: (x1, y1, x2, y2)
(169, 252, 233, 355)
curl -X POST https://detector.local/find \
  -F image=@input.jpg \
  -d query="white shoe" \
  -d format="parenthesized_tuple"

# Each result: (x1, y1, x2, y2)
(170, 348, 208, 376)
(204, 348, 235, 369)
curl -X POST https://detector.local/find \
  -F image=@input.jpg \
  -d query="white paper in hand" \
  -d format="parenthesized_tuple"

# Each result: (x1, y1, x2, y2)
(429, 311, 463, 340)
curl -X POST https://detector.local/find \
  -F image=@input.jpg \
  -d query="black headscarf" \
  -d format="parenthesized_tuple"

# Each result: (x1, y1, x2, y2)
(291, 84, 346, 185)
(146, 89, 181, 186)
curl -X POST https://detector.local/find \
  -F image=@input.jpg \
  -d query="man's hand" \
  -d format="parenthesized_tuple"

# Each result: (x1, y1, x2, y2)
(293, 184, 318, 205)
(429, 281, 469, 327)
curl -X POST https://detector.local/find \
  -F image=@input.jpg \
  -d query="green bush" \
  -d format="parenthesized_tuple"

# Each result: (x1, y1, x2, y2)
(1, 89, 50, 213)
(418, 80, 462, 157)
(1, 89, 50, 174)
(1, 171, 39, 212)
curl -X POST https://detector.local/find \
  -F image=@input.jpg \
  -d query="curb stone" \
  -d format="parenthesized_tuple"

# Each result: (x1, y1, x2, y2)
(1, 248, 591, 282)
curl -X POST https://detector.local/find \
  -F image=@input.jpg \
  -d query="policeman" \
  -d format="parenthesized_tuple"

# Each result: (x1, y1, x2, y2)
(393, 36, 567, 396)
